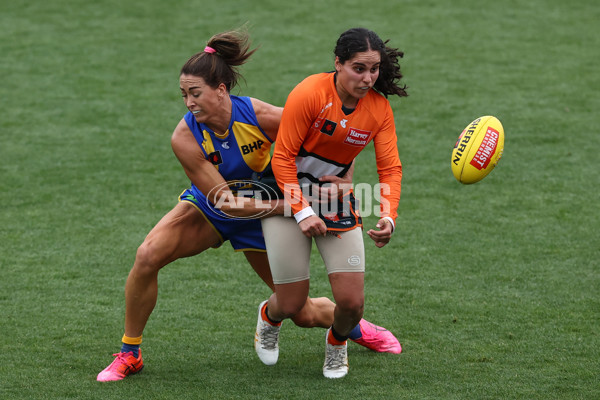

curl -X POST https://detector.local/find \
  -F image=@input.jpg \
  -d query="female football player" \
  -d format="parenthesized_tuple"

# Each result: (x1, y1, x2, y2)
(254, 27, 407, 378)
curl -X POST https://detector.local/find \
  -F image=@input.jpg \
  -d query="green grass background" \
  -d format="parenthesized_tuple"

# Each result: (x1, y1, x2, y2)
(1, 0, 598, 399)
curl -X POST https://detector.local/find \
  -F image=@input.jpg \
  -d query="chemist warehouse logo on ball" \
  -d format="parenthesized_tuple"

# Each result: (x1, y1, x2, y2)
(207, 181, 392, 220)
(470, 127, 500, 170)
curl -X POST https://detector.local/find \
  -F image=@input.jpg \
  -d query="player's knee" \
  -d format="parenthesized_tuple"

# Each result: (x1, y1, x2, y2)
(134, 241, 165, 274)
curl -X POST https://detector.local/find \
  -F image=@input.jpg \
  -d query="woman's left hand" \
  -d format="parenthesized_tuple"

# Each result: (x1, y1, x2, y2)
(366, 218, 394, 248)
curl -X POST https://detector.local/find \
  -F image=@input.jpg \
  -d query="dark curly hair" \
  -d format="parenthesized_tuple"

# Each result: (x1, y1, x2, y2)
(180, 28, 257, 92)
(334, 28, 408, 98)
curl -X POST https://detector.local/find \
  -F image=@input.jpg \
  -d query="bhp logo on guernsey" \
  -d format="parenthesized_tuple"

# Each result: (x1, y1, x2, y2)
(470, 127, 499, 170)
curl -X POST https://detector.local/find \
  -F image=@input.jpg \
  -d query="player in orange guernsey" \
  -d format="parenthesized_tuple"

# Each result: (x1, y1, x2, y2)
(254, 28, 407, 378)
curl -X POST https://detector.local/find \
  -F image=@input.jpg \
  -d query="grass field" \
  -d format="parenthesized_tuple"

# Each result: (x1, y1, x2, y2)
(1, 0, 599, 399)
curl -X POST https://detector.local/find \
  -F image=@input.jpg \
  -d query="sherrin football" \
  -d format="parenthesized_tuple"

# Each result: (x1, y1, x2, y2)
(451, 116, 504, 184)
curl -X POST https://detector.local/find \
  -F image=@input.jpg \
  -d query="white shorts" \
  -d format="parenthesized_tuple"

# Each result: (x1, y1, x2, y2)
(261, 216, 365, 284)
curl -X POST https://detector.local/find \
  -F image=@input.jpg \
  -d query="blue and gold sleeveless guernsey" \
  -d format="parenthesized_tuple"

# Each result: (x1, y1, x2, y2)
(178, 95, 274, 251)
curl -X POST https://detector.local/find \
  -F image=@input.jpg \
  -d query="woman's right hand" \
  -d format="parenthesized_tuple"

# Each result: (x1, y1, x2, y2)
(298, 215, 327, 238)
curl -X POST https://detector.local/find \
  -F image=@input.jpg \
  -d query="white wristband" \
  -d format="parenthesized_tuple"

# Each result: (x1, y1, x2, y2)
(382, 216, 395, 233)
(294, 207, 316, 224)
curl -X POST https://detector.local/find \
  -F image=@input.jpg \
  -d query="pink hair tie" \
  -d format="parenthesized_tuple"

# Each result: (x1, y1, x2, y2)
(204, 46, 216, 54)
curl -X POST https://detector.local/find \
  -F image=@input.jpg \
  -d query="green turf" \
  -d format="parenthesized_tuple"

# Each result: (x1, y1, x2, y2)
(1, 0, 598, 399)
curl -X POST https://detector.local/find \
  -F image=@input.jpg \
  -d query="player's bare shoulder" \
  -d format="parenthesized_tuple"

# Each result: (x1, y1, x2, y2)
(250, 97, 282, 141)
(172, 117, 192, 141)
(171, 118, 199, 158)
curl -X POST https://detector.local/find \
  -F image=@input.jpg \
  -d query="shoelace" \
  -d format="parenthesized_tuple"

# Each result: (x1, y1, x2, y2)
(259, 324, 280, 350)
(324, 345, 347, 370)
(111, 352, 131, 361)
(105, 353, 131, 371)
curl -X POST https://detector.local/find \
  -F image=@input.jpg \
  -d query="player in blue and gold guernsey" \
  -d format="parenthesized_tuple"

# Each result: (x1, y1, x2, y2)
(179, 94, 275, 249)
(97, 28, 401, 382)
